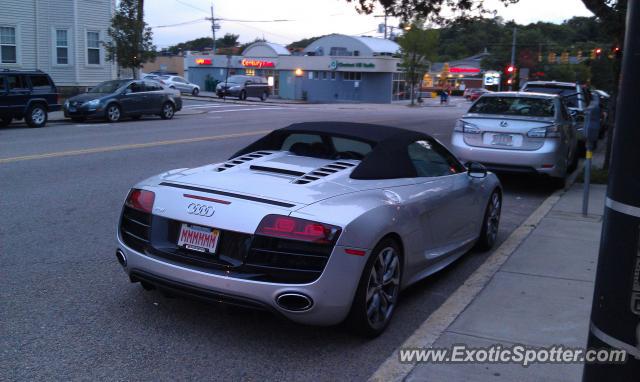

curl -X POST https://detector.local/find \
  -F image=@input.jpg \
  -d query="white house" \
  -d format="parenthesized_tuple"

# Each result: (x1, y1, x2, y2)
(0, 0, 117, 88)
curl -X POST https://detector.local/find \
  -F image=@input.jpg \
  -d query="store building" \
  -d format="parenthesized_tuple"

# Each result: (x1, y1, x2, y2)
(184, 34, 405, 103)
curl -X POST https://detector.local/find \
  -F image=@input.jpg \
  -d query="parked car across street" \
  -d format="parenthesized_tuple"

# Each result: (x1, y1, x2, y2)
(0, 69, 61, 128)
(63, 79, 182, 123)
(216, 75, 271, 101)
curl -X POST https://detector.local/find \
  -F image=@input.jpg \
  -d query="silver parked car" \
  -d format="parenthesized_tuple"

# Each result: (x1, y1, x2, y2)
(158, 75, 200, 96)
(451, 92, 577, 186)
(116, 122, 502, 336)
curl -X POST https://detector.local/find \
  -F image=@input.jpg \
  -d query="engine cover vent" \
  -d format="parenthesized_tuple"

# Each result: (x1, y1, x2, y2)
(292, 161, 357, 184)
(216, 151, 274, 172)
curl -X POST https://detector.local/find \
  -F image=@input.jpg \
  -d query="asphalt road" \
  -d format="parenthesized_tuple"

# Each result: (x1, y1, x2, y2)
(0, 98, 553, 381)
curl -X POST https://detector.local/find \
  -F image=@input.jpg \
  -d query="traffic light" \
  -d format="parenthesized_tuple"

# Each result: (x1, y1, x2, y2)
(506, 65, 515, 74)
(595, 47, 602, 57)
(507, 78, 513, 85)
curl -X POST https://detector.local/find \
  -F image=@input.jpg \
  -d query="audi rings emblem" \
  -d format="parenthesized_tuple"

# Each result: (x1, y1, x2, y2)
(187, 203, 215, 217)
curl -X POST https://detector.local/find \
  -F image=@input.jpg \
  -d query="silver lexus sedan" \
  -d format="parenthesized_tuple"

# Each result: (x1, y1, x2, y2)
(116, 122, 501, 336)
(451, 92, 578, 186)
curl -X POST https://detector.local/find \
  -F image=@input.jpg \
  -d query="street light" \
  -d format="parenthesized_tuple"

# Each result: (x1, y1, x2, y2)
(294, 68, 304, 77)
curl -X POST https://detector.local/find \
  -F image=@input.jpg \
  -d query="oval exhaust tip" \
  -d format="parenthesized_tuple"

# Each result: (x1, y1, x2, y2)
(276, 293, 313, 312)
(116, 249, 127, 267)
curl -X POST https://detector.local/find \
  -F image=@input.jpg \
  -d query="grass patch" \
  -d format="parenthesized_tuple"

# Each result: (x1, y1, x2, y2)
(577, 166, 609, 184)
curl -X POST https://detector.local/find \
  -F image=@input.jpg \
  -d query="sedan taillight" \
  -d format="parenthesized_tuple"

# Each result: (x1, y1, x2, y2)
(255, 215, 341, 244)
(125, 189, 155, 213)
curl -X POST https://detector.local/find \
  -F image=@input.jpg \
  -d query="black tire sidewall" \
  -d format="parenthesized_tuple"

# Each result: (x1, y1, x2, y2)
(476, 190, 501, 251)
(347, 237, 402, 337)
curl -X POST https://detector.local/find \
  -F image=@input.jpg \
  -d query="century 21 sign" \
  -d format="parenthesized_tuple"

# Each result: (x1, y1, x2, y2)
(242, 59, 275, 68)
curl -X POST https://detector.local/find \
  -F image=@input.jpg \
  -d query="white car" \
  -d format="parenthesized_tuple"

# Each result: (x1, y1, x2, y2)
(157, 75, 200, 96)
(116, 122, 502, 336)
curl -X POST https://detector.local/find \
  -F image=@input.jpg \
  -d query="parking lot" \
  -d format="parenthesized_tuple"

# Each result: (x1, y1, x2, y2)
(1, 99, 556, 380)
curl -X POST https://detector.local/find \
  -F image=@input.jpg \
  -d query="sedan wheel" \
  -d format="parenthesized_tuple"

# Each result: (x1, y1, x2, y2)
(475, 190, 501, 251)
(26, 104, 47, 128)
(192, 88, 200, 96)
(160, 102, 175, 120)
(348, 238, 401, 337)
(106, 104, 121, 122)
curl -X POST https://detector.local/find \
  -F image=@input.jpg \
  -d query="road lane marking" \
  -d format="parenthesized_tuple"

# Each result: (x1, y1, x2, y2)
(0, 130, 272, 164)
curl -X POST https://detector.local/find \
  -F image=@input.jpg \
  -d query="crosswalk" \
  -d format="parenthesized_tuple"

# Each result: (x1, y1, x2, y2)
(182, 102, 289, 115)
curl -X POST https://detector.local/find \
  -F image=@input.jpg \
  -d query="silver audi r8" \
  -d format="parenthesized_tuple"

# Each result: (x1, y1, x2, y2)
(116, 122, 502, 336)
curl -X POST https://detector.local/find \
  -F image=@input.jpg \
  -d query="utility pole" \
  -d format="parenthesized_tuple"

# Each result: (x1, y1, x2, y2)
(134, 0, 144, 79)
(374, 8, 390, 40)
(509, 25, 516, 91)
(210, 4, 216, 54)
(583, 1, 640, 380)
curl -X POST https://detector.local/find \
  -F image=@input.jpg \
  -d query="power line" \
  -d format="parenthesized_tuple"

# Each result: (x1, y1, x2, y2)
(173, 0, 209, 14)
(152, 18, 207, 29)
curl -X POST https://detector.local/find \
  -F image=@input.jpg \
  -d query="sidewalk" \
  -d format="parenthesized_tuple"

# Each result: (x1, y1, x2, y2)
(405, 182, 606, 381)
(185, 91, 307, 105)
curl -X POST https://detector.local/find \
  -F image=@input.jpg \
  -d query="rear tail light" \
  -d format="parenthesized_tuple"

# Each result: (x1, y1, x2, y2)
(527, 125, 560, 138)
(454, 120, 481, 134)
(255, 215, 341, 244)
(125, 189, 155, 213)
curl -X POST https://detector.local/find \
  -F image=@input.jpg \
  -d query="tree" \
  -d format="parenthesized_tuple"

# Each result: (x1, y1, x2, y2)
(346, 0, 627, 168)
(397, 23, 438, 105)
(105, 0, 156, 79)
(167, 34, 240, 55)
(347, 0, 520, 23)
(286, 36, 325, 52)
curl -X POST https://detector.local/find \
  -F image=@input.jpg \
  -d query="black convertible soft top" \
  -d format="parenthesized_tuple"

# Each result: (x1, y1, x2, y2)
(231, 122, 451, 180)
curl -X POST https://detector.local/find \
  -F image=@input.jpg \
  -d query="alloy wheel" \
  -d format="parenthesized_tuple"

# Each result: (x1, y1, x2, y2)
(107, 105, 120, 122)
(162, 103, 174, 119)
(366, 247, 400, 329)
(486, 192, 501, 244)
(32, 107, 46, 125)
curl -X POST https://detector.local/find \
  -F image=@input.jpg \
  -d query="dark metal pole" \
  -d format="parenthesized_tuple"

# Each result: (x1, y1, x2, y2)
(583, 1, 640, 380)
(509, 25, 516, 91)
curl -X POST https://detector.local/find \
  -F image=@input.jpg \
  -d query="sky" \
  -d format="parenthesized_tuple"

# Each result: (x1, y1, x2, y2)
(146, 0, 594, 49)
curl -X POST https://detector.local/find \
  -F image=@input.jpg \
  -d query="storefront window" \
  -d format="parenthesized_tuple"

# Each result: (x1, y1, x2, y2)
(245, 68, 256, 76)
(392, 72, 410, 101)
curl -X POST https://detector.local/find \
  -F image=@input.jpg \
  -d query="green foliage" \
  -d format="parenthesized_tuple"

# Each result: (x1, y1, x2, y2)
(397, 23, 438, 104)
(167, 34, 240, 54)
(105, 0, 156, 78)
(287, 36, 325, 51)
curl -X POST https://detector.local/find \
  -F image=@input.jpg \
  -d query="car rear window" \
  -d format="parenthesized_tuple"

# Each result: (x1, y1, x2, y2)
(7, 75, 27, 90)
(281, 133, 373, 160)
(30, 75, 52, 88)
(523, 86, 579, 108)
(469, 97, 555, 117)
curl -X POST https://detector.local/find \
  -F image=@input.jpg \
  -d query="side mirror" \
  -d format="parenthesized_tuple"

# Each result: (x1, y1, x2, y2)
(466, 162, 488, 179)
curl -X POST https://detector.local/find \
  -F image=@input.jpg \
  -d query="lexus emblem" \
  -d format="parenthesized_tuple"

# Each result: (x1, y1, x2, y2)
(499, 121, 508, 127)
(187, 203, 215, 217)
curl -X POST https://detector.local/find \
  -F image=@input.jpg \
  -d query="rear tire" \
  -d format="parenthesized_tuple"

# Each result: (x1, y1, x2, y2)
(475, 190, 501, 251)
(239, 90, 247, 100)
(160, 102, 175, 120)
(260, 91, 268, 101)
(26, 104, 48, 128)
(192, 88, 200, 96)
(347, 237, 402, 337)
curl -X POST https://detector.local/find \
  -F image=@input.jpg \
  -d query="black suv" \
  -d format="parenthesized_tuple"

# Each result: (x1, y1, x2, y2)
(0, 70, 61, 128)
